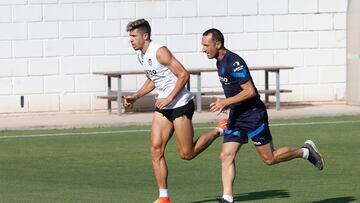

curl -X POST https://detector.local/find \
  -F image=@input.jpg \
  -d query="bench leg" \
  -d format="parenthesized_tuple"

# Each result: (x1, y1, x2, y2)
(196, 73, 202, 112)
(117, 76, 122, 115)
(275, 70, 280, 111)
(263, 71, 270, 109)
(107, 76, 112, 113)
(107, 99, 112, 113)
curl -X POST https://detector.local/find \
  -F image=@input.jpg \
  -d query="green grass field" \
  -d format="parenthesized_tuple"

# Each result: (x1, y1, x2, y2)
(0, 115, 359, 203)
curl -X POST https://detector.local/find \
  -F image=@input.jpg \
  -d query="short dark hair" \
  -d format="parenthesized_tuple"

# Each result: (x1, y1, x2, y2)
(126, 19, 151, 38)
(203, 28, 224, 48)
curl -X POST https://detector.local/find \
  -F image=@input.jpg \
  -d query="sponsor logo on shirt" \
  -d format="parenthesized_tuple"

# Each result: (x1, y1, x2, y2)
(219, 76, 230, 85)
(145, 69, 157, 77)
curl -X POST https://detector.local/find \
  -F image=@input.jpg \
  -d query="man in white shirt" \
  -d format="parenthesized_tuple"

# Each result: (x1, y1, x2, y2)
(123, 19, 227, 203)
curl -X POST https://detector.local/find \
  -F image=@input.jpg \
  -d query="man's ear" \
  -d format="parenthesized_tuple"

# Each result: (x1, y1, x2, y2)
(143, 33, 149, 41)
(215, 41, 222, 49)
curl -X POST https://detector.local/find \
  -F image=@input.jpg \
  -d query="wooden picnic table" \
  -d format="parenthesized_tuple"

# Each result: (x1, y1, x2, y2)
(93, 66, 294, 115)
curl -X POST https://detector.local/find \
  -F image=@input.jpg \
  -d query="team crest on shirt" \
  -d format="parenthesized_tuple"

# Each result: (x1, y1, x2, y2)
(148, 59, 152, 66)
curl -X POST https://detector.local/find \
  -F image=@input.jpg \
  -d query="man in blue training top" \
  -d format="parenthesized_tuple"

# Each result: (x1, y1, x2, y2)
(201, 28, 325, 203)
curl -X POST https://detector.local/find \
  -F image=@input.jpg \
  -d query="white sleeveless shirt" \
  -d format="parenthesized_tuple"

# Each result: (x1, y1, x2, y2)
(137, 42, 192, 109)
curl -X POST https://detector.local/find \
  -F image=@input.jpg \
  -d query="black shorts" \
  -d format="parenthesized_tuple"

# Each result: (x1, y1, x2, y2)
(223, 108, 272, 147)
(155, 100, 194, 122)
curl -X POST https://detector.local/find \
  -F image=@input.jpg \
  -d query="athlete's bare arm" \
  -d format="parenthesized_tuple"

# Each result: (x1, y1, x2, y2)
(210, 80, 256, 115)
(155, 46, 190, 109)
(123, 78, 155, 108)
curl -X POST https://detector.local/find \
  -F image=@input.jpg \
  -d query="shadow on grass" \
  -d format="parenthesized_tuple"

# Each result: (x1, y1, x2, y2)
(311, 196, 357, 203)
(187, 189, 290, 203)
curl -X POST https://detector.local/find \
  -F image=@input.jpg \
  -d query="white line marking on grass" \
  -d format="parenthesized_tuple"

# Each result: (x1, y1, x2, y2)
(270, 120, 360, 126)
(0, 129, 150, 139)
(1, 120, 360, 140)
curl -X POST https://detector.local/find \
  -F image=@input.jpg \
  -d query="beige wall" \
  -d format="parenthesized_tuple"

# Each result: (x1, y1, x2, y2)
(0, 0, 349, 113)
(346, 0, 360, 105)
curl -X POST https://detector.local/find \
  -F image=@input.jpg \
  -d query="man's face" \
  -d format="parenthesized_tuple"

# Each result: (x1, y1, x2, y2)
(201, 34, 220, 59)
(129, 28, 146, 51)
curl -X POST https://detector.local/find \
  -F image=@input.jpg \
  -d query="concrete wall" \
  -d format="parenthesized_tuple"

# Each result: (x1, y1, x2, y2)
(0, 0, 348, 113)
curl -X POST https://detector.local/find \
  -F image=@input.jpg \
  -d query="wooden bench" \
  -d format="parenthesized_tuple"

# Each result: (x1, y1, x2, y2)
(93, 66, 293, 115)
(98, 89, 292, 112)
(97, 90, 292, 100)
(198, 89, 292, 96)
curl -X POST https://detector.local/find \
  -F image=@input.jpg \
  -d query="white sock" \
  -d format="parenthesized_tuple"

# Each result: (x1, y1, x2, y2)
(216, 127, 224, 136)
(159, 188, 169, 197)
(223, 195, 233, 202)
(302, 148, 309, 160)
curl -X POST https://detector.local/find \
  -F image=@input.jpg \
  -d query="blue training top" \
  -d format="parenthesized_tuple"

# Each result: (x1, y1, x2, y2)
(216, 50, 266, 113)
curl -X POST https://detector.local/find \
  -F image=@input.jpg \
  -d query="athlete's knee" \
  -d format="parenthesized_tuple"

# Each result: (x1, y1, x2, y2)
(179, 150, 194, 160)
(261, 157, 276, 165)
(150, 145, 164, 160)
(220, 151, 235, 163)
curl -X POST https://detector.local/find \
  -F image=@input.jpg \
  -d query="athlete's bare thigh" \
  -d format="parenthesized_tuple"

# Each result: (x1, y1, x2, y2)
(151, 112, 174, 149)
(172, 115, 194, 153)
(255, 141, 275, 160)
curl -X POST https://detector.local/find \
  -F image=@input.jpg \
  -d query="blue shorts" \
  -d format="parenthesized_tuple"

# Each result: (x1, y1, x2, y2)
(223, 108, 272, 146)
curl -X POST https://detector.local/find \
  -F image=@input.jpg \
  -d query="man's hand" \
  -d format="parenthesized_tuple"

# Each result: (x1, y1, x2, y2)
(123, 95, 136, 109)
(210, 98, 228, 115)
(155, 97, 172, 109)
